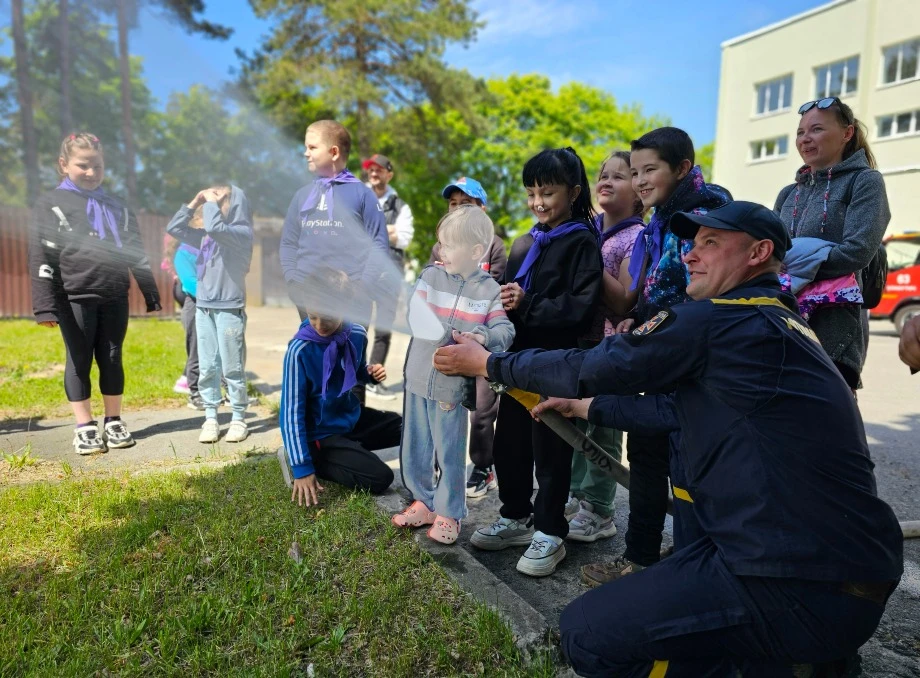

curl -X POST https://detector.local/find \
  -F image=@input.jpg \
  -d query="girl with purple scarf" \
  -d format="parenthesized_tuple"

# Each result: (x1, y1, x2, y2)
(29, 133, 161, 455)
(469, 147, 603, 578)
(565, 150, 648, 546)
(579, 127, 731, 591)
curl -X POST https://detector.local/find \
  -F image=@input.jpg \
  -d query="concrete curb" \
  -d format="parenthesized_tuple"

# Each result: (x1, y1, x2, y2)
(373, 489, 552, 659)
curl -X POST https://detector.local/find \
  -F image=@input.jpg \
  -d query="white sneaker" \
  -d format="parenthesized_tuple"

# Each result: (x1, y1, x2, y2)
(224, 420, 249, 443)
(469, 516, 534, 551)
(73, 423, 107, 455)
(102, 419, 136, 449)
(516, 531, 566, 577)
(567, 500, 617, 542)
(564, 494, 580, 520)
(199, 418, 220, 444)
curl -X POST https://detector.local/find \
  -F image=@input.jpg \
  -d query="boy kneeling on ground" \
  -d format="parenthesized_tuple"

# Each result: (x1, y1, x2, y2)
(278, 268, 400, 506)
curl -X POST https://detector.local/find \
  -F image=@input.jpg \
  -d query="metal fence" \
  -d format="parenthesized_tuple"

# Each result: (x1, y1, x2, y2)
(0, 206, 174, 319)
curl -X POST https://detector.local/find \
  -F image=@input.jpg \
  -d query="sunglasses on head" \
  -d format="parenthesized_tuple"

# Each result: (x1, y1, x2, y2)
(798, 97, 840, 115)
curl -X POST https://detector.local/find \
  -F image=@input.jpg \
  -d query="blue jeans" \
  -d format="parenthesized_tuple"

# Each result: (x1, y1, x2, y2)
(196, 307, 247, 421)
(400, 391, 468, 520)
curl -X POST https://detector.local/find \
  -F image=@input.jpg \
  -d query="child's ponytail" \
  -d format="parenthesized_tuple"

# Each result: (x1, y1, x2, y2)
(563, 147, 597, 225)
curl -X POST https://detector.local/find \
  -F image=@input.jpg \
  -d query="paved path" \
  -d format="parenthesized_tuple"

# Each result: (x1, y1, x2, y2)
(2, 308, 918, 676)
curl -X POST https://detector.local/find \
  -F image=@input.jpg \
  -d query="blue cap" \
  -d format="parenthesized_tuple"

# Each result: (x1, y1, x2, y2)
(441, 176, 488, 206)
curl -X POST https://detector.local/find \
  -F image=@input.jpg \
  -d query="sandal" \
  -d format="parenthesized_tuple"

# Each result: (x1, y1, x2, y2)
(427, 516, 461, 544)
(392, 500, 436, 528)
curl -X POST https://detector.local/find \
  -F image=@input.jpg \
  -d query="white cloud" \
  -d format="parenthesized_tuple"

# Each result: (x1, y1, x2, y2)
(473, 0, 596, 42)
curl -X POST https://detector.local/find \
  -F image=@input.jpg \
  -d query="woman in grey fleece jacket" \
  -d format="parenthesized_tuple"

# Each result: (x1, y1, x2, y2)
(774, 98, 890, 388)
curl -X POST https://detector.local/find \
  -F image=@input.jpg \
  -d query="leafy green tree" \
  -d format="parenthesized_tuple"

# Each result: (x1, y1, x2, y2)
(459, 74, 667, 241)
(241, 0, 482, 159)
(98, 0, 231, 201)
(696, 142, 714, 182)
(138, 85, 303, 215)
(10, 0, 40, 204)
(0, 0, 158, 203)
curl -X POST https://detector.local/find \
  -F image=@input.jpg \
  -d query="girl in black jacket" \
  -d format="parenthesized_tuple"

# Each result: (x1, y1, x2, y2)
(29, 133, 161, 454)
(468, 147, 603, 577)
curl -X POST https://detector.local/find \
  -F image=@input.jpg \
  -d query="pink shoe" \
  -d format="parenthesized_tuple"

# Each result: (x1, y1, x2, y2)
(427, 516, 461, 544)
(392, 500, 436, 528)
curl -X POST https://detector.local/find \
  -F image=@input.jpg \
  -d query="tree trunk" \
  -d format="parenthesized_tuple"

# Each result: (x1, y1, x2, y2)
(353, 30, 371, 160)
(117, 0, 136, 201)
(12, 0, 40, 205)
(58, 0, 73, 136)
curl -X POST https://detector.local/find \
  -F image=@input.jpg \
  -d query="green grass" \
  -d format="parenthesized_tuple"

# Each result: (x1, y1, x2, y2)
(0, 460, 555, 677)
(0, 318, 188, 420)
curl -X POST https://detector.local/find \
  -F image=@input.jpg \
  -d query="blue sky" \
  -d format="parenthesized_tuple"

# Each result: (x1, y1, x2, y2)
(129, 0, 829, 145)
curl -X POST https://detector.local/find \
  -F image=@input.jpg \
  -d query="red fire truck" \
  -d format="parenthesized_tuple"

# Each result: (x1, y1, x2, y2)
(870, 232, 920, 334)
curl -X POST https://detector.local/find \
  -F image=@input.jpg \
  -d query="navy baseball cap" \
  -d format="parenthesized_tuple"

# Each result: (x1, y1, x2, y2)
(441, 176, 488, 206)
(670, 201, 792, 260)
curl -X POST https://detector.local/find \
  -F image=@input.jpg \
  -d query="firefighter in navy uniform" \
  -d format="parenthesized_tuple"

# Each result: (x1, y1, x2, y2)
(433, 201, 903, 678)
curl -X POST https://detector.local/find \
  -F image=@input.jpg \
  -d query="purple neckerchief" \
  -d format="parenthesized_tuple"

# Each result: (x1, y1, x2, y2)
(196, 235, 218, 279)
(513, 220, 592, 292)
(300, 169, 362, 221)
(57, 178, 123, 248)
(598, 215, 646, 246)
(294, 321, 358, 399)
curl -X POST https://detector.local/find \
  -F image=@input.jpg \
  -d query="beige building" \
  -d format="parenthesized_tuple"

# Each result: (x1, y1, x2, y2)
(713, 0, 920, 234)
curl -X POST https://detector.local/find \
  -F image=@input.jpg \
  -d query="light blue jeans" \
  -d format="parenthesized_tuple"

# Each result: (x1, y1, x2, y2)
(400, 391, 469, 520)
(196, 307, 247, 421)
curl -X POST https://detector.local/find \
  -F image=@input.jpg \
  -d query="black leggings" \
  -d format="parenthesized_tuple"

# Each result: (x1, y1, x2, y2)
(57, 298, 129, 402)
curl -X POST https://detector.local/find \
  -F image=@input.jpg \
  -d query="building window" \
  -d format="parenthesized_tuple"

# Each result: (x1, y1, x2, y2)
(882, 38, 919, 85)
(750, 136, 789, 161)
(877, 110, 920, 138)
(755, 75, 793, 115)
(815, 56, 859, 98)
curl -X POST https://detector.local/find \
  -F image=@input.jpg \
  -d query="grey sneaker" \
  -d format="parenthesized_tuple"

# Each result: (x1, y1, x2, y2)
(516, 530, 567, 577)
(564, 494, 580, 520)
(224, 420, 249, 443)
(567, 500, 617, 543)
(102, 419, 135, 449)
(73, 423, 107, 455)
(199, 418, 220, 444)
(277, 446, 293, 488)
(470, 516, 534, 551)
(187, 394, 206, 411)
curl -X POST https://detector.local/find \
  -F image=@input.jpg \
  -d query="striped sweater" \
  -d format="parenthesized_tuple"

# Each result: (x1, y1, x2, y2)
(405, 265, 514, 403)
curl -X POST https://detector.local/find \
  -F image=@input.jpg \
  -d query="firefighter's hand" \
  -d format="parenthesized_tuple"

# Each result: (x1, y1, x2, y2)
(899, 315, 920, 371)
(433, 331, 490, 377)
(531, 397, 593, 422)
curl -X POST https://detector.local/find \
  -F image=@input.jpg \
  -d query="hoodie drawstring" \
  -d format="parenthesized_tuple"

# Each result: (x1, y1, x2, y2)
(790, 165, 833, 236)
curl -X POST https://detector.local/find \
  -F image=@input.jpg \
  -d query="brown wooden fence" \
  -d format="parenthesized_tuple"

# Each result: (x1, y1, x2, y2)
(0, 206, 174, 319)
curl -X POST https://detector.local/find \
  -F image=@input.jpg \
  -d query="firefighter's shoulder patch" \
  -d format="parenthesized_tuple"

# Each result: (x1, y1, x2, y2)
(632, 310, 670, 336)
